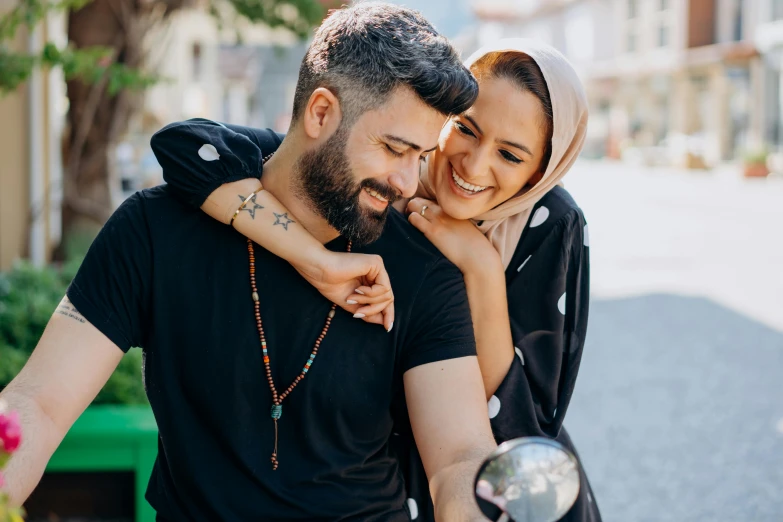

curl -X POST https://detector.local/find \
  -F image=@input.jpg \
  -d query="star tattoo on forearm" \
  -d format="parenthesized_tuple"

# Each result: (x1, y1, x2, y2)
(237, 194, 264, 219)
(273, 212, 295, 231)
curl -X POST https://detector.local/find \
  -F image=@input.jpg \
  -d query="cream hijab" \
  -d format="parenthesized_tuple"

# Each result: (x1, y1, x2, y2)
(419, 39, 589, 268)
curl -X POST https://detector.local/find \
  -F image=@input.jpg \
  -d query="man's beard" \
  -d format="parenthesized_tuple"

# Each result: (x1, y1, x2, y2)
(295, 127, 400, 246)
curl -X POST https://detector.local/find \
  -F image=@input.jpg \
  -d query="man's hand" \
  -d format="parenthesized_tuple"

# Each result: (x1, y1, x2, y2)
(295, 251, 395, 332)
(200, 178, 396, 332)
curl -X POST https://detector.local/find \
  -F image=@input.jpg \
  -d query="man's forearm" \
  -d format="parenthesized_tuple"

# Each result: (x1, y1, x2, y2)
(0, 387, 64, 506)
(430, 448, 493, 522)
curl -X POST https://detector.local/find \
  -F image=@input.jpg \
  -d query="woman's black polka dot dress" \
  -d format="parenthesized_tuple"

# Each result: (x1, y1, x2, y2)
(393, 186, 602, 522)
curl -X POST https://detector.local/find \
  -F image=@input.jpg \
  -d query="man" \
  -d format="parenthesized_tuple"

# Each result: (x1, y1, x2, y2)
(0, 3, 497, 521)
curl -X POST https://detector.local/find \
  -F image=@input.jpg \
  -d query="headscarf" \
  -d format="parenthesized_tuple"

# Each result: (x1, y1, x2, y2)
(419, 38, 589, 268)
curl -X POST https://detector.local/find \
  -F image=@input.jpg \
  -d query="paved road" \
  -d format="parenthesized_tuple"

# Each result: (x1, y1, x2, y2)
(561, 162, 783, 522)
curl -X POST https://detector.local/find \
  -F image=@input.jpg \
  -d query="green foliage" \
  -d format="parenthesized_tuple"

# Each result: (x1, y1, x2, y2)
(216, 0, 327, 39)
(0, 244, 148, 405)
(93, 349, 147, 405)
(0, 50, 35, 91)
(0, 0, 158, 94)
(742, 146, 768, 166)
(0, 0, 326, 95)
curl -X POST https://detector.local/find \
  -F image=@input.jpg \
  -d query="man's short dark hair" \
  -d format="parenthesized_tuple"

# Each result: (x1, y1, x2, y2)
(291, 2, 478, 125)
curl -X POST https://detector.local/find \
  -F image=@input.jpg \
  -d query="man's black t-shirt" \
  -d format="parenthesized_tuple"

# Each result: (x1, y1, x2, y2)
(66, 152, 476, 519)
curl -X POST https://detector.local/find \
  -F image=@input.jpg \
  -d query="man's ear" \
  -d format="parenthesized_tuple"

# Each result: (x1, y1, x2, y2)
(302, 87, 342, 140)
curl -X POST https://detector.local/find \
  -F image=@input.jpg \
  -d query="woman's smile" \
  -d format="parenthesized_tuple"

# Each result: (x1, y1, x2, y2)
(446, 160, 493, 199)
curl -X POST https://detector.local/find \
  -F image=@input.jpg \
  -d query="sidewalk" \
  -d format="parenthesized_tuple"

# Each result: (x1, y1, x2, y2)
(562, 159, 783, 522)
(564, 159, 783, 332)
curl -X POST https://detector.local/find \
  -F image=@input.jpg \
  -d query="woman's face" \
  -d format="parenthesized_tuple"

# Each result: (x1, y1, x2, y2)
(428, 75, 549, 221)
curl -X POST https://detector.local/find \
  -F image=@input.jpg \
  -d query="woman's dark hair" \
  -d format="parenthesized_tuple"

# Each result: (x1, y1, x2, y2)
(470, 52, 554, 174)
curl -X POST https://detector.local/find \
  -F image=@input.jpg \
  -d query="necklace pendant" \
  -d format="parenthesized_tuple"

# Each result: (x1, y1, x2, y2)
(271, 404, 282, 419)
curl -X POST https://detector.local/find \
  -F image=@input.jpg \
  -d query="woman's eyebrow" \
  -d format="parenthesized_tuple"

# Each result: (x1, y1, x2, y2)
(464, 115, 533, 157)
(499, 139, 533, 158)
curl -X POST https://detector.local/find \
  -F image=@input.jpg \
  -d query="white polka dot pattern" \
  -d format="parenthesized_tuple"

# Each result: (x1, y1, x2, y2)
(514, 346, 525, 366)
(488, 395, 501, 419)
(517, 255, 532, 272)
(198, 144, 220, 161)
(407, 498, 419, 519)
(530, 206, 550, 227)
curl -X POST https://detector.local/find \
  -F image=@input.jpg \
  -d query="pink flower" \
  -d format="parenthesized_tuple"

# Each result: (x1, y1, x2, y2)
(0, 411, 22, 453)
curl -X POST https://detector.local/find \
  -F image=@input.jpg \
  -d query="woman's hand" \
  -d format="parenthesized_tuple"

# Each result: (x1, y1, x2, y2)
(407, 198, 501, 274)
(295, 250, 395, 332)
(409, 198, 513, 397)
(198, 179, 394, 331)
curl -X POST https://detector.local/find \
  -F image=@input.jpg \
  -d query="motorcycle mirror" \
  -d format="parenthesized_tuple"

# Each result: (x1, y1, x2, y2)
(474, 437, 580, 522)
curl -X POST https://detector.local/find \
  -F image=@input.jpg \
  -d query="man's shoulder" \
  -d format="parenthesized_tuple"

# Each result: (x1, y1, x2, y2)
(126, 185, 192, 214)
(374, 209, 454, 271)
(108, 185, 203, 236)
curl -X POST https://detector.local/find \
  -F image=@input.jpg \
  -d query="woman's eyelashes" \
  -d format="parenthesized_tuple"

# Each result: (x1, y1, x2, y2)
(500, 150, 523, 164)
(454, 121, 523, 165)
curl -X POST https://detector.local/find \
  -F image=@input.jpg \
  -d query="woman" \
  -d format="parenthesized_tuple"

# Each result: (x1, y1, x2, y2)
(153, 39, 599, 521)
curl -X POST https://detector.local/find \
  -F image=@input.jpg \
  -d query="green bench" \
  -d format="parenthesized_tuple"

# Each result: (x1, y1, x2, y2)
(46, 406, 158, 522)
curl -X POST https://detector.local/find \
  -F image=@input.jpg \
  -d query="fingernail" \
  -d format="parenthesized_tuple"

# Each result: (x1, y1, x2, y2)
(387, 321, 394, 333)
(355, 289, 365, 295)
(353, 313, 366, 319)
(347, 300, 358, 305)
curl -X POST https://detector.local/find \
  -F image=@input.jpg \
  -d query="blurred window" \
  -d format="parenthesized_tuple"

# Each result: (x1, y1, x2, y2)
(659, 23, 670, 47)
(565, 5, 594, 63)
(660, 0, 670, 10)
(774, 0, 783, 20)
(627, 29, 637, 52)
(192, 43, 203, 82)
(732, 2, 743, 40)
(628, 0, 637, 19)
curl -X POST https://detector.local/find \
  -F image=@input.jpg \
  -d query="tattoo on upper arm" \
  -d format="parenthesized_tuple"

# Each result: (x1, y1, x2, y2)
(55, 297, 87, 324)
(237, 194, 264, 219)
(273, 212, 295, 231)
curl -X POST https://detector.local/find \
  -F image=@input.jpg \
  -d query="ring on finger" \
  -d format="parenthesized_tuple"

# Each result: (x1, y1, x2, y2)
(421, 205, 429, 217)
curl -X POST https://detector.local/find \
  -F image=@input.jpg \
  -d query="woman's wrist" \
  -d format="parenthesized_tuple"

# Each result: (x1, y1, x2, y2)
(202, 178, 263, 225)
(463, 265, 506, 298)
(292, 242, 334, 277)
(460, 247, 504, 279)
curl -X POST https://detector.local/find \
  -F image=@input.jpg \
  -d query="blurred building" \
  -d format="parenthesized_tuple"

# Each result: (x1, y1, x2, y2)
(143, 10, 301, 127)
(0, 2, 67, 270)
(755, 1, 783, 149)
(0, 4, 319, 269)
(470, 0, 615, 159)
(118, 9, 306, 196)
(473, 0, 783, 167)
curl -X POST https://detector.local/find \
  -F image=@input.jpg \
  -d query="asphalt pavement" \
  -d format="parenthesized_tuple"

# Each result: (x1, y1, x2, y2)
(562, 161, 783, 522)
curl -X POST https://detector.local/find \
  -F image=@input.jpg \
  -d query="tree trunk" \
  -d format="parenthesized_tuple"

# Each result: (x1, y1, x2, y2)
(64, 0, 121, 236)
(61, 0, 151, 245)
(58, 0, 311, 252)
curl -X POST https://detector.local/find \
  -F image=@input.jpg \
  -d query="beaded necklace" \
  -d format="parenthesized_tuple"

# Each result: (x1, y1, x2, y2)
(248, 152, 351, 470)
